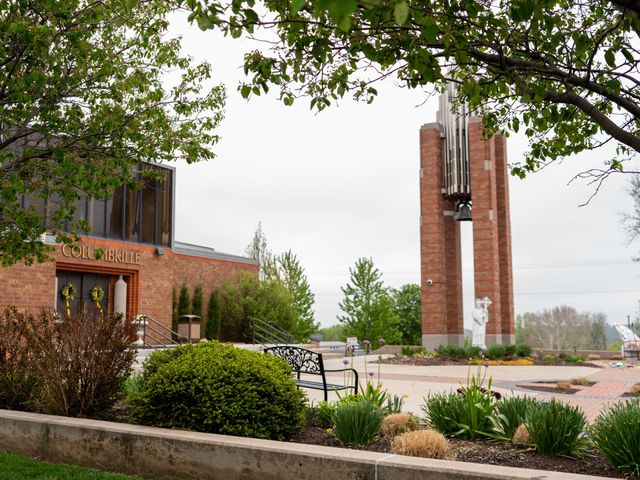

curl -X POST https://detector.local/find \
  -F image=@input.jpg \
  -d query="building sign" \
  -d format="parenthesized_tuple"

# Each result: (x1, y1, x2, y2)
(61, 244, 141, 265)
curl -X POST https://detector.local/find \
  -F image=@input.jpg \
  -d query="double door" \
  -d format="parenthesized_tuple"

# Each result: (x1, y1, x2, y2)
(56, 271, 112, 317)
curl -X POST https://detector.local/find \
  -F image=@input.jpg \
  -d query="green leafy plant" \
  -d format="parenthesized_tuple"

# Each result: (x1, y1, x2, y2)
(591, 399, 640, 476)
(315, 401, 335, 429)
(515, 344, 533, 357)
(464, 346, 482, 359)
(494, 396, 539, 439)
(401, 346, 427, 356)
(435, 344, 466, 360)
(332, 400, 383, 446)
(422, 366, 498, 439)
(486, 344, 507, 359)
(206, 290, 222, 340)
(526, 400, 586, 456)
(359, 381, 390, 409)
(386, 394, 405, 414)
(131, 342, 306, 440)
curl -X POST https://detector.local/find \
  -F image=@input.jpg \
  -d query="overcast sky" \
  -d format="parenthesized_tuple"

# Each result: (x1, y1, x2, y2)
(168, 14, 640, 330)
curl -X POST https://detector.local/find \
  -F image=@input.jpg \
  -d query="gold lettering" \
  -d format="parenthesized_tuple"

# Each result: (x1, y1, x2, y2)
(108, 250, 115, 262)
(134, 252, 141, 264)
(115, 251, 123, 263)
(71, 246, 81, 258)
(81, 246, 88, 259)
(62, 244, 71, 257)
(88, 247, 95, 260)
(123, 251, 130, 264)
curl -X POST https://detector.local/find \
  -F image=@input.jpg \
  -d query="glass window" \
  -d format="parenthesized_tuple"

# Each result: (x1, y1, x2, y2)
(155, 168, 172, 246)
(87, 199, 106, 237)
(106, 185, 124, 240)
(124, 184, 140, 242)
(140, 175, 156, 244)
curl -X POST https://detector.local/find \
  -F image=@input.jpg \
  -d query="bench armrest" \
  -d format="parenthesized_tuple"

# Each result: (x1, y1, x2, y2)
(322, 367, 359, 394)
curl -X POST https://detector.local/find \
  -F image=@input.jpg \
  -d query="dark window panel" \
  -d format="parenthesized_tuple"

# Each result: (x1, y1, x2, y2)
(140, 174, 156, 244)
(106, 185, 124, 240)
(155, 169, 172, 246)
(124, 183, 140, 242)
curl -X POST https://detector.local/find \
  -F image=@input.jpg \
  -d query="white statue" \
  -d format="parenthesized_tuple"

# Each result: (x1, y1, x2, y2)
(472, 297, 492, 349)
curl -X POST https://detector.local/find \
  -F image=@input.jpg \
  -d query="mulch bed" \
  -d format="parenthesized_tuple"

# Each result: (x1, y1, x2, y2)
(378, 356, 602, 368)
(289, 427, 627, 478)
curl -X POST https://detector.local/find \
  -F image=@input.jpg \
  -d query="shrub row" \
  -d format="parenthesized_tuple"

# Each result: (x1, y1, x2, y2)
(434, 343, 532, 360)
(0, 308, 136, 417)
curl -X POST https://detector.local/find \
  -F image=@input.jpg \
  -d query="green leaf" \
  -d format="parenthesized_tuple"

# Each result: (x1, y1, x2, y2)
(604, 49, 616, 68)
(394, 1, 409, 25)
(291, 0, 305, 14)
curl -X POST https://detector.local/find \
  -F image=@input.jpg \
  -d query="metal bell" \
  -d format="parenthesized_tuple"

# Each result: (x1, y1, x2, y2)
(455, 202, 472, 221)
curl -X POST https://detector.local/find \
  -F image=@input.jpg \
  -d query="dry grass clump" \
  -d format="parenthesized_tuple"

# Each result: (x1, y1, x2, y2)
(512, 424, 532, 445)
(381, 413, 420, 438)
(587, 354, 601, 360)
(611, 355, 624, 360)
(569, 377, 589, 386)
(556, 381, 573, 391)
(391, 429, 449, 459)
(631, 383, 640, 395)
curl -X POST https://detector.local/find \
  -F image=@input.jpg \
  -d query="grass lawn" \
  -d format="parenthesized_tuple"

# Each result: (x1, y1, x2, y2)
(0, 451, 141, 479)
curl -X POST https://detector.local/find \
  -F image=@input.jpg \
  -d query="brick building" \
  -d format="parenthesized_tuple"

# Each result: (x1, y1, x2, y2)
(0, 164, 257, 332)
(419, 86, 515, 349)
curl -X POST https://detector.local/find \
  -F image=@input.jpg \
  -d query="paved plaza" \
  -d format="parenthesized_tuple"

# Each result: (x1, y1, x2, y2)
(312, 355, 640, 422)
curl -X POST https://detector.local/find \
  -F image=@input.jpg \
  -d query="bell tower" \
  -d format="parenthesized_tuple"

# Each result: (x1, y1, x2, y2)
(419, 85, 515, 349)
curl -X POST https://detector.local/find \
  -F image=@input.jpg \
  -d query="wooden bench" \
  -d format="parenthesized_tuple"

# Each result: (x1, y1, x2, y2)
(264, 345, 358, 401)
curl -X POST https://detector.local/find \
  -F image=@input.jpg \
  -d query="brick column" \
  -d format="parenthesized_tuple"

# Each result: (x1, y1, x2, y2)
(468, 118, 503, 346)
(494, 134, 516, 344)
(419, 123, 463, 349)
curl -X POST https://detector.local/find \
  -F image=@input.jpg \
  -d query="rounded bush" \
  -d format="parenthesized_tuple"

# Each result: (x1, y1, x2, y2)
(381, 413, 420, 438)
(515, 344, 533, 357)
(591, 399, 640, 476)
(132, 342, 306, 440)
(391, 429, 449, 459)
(486, 344, 507, 359)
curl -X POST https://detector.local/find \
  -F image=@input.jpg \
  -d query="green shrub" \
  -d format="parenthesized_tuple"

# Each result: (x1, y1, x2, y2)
(465, 346, 482, 358)
(486, 344, 507, 359)
(192, 285, 204, 319)
(401, 346, 427, 356)
(422, 367, 498, 439)
(515, 344, 532, 357)
(494, 396, 539, 439)
(359, 381, 390, 409)
(315, 401, 335, 429)
(386, 394, 404, 414)
(332, 400, 383, 446)
(422, 392, 467, 436)
(205, 290, 222, 340)
(436, 344, 466, 359)
(503, 344, 517, 357)
(565, 354, 584, 363)
(591, 399, 640, 476)
(526, 400, 586, 456)
(131, 342, 306, 440)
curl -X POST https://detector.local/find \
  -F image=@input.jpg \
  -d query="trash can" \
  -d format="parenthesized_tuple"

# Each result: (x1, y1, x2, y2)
(177, 315, 201, 343)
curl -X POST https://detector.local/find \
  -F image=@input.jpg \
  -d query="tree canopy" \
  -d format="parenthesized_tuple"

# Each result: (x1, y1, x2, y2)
(190, 0, 640, 185)
(1, 0, 225, 266)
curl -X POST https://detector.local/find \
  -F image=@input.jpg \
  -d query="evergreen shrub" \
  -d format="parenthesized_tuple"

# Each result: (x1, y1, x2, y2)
(132, 342, 306, 440)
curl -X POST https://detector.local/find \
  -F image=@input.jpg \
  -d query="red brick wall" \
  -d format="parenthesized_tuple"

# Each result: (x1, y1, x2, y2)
(419, 123, 463, 339)
(419, 118, 515, 345)
(0, 237, 258, 332)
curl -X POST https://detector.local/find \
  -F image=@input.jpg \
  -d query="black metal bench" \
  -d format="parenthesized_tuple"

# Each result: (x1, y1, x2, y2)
(264, 345, 358, 401)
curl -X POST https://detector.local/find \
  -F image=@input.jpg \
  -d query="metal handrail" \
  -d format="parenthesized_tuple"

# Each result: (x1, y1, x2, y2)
(136, 314, 186, 348)
(251, 317, 295, 346)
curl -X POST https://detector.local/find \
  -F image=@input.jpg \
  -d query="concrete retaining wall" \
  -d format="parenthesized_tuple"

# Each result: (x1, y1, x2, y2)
(0, 409, 609, 480)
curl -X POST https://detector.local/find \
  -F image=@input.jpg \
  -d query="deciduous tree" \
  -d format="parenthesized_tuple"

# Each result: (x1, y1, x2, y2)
(1, 0, 225, 266)
(390, 283, 422, 345)
(338, 257, 401, 348)
(191, 0, 640, 190)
